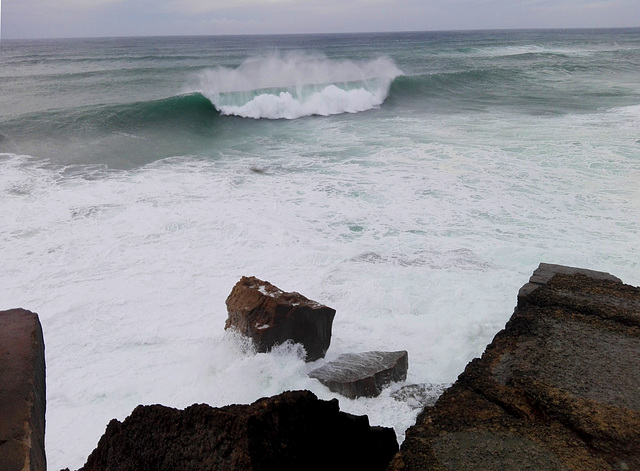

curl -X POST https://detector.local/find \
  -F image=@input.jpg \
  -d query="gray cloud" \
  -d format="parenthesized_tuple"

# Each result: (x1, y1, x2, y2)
(2, 0, 639, 39)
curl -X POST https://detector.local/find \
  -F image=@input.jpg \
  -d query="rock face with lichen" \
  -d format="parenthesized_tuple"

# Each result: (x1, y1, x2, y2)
(0, 308, 46, 471)
(76, 390, 398, 471)
(225, 276, 336, 362)
(388, 263, 640, 471)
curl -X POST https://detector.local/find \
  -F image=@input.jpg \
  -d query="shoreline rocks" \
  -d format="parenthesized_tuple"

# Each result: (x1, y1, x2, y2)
(388, 263, 640, 470)
(225, 276, 336, 362)
(309, 350, 409, 399)
(0, 309, 46, 471)
(6, 263, 640, 471)
(391, 383, 451, 409)
(75, 390, 398, 471)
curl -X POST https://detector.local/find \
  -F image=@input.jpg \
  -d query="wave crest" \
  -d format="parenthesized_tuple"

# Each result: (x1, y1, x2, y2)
(193, 52, 403, 119)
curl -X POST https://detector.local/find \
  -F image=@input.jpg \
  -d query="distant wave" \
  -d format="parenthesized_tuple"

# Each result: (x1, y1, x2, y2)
(2, 52, 629, 142)
(0, 93, 220, 139)
(191, 52, 403, 119)
(86, 93, 219, 131)
(388, 69, 515, 99)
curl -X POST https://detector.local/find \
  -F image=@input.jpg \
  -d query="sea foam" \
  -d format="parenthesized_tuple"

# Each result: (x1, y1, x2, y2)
(193, 52, 402, 119)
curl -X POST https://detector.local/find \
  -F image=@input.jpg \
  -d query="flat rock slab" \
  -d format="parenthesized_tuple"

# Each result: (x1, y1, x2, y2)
(309, 350, 408, 398)
(389, 263, 640, 471)
(0, 308, 46, 471)
(75, 390, 398, 471)
(225, 276, 336, 362)
(517, 262, 622, 301)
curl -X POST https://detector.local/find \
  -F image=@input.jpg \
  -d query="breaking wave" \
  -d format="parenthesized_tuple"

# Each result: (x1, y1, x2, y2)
(192, 52, 403, 119)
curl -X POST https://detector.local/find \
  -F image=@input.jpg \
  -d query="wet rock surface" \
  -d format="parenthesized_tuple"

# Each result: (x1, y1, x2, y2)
(388, 263, 640, 471)
(391, 383, 451, 409)
(0, 308, 46, 471)
(225, 276, 336, 362)
(75, 390, 398, 471)
(309, 350, 408, 398)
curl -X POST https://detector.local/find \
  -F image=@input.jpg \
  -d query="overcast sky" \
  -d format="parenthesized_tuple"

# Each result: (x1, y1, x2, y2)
(2, 0, 639, 39)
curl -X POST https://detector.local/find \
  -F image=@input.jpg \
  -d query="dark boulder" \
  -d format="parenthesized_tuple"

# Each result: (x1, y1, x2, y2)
(76, 390, 398, 471)
(388, 263, 640, 471)
(0, 308, 46, 471)
(309, 351, 408, 398)
(225, 276, 336, 361)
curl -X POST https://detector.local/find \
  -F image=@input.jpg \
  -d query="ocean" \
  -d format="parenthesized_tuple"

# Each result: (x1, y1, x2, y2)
(1, 28, 639, 469)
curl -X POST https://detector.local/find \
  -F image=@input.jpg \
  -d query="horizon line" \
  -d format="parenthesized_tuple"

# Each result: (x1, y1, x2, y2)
(2, 25, 639, 42)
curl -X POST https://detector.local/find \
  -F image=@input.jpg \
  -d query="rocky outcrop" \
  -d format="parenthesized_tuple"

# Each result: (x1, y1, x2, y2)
(225, 276, 336, 361)
(309, 351, 408, 398)
(388, 263, 640, 471)
(76, 390, 398, 471)
(0, 308, 46, 471)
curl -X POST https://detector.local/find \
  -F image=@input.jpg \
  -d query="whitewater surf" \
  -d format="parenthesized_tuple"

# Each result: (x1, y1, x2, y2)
(191, 52, 403, 118)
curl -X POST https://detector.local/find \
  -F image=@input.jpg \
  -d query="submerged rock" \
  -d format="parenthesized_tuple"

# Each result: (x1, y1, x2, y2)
(76, 390, 398, 471)
(308, 350, 408, 398)
(389, 263, 640, 471)
(225, 276, 336, 362)
(0, 308, 46, 471)
(391, 383, 451, 409)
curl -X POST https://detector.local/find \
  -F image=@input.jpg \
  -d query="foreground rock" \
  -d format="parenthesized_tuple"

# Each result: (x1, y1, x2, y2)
(76, 390, 397, 471)
(309, 351, 408, 398)
(388, 263, 640, 471)
(225, 276, 336, 361)
(0, 309, 46, 471)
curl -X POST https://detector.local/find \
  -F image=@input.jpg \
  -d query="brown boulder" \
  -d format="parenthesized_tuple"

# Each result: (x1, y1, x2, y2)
(0, 308, 46, 471)
(389, 263, 640, 471)
(225, 276, 336, 361)
(76, 390, 398, 471)
(309, 350, 408, 398)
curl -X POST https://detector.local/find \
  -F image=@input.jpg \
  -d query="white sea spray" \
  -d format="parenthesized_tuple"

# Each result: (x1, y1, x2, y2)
(192, 52, 402, 118)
